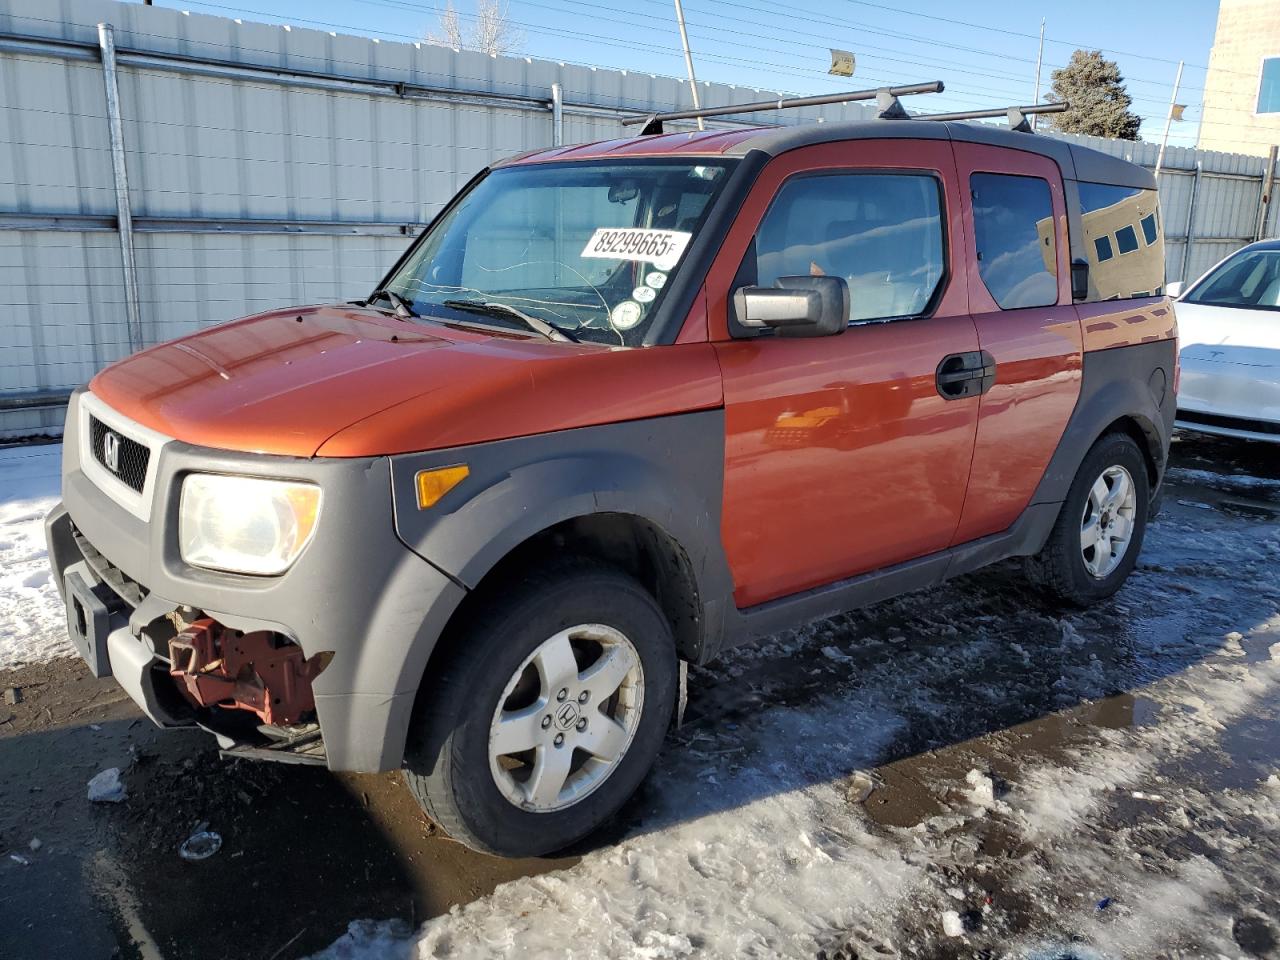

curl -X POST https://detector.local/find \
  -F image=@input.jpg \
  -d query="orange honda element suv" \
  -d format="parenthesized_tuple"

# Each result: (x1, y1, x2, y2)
(47, 113, 1175, 856)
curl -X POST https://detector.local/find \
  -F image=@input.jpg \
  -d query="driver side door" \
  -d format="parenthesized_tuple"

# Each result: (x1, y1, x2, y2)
(707, 140, 982, 608)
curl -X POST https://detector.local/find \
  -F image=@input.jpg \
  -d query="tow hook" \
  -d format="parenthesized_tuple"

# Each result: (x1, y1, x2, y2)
(168, 619, 330, 726)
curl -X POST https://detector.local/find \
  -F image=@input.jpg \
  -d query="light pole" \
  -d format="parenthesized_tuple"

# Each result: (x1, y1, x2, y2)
(672, 0, 704, 131)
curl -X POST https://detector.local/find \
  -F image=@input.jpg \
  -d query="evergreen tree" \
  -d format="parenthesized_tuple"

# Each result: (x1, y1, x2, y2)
(1047, 50, 1143, 140)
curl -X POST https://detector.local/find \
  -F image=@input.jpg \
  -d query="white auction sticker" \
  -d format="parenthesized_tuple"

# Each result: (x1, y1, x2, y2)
(611, 301, 644, 330)
(581, 228, 692, 271)
(645, 271, 668, 289)
(632, 285, 656, 303)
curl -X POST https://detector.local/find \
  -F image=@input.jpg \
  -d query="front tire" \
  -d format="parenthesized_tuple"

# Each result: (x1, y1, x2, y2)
(404, 561, 677, 857)
(1025, 432, 1150, 606)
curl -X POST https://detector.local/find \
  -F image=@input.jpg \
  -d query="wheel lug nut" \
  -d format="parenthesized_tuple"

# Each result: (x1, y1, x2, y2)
(556, 688, 568, 702)
(541, 715, 551, 729)
(553, 733, 564, 747)
(578, 691, 589, 703)
(575, 718, 587, 731)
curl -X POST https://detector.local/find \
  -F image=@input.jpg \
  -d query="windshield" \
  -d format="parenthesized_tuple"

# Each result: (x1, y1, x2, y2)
(1184, 249, 1280, 311)
(383, 159, 735, 345)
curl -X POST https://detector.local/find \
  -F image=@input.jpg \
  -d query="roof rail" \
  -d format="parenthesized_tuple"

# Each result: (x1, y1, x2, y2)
(622, 81, 945, 135)
(916, 102, 1068, 132)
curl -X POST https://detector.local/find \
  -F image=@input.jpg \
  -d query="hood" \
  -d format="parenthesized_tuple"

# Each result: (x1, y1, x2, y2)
(89, 305, 722, 458)
(1174, 301, 1280, 368)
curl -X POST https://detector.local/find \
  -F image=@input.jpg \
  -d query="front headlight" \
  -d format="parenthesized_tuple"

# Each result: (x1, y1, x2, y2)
(179, 474, 322, 576)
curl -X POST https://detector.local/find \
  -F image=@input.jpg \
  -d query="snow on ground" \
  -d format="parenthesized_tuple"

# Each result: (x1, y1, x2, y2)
(0, 444, 70, 669)
(314, 461, 1280, 959)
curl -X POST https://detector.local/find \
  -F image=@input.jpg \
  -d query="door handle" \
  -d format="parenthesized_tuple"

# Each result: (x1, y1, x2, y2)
(936, 351, 996, 400)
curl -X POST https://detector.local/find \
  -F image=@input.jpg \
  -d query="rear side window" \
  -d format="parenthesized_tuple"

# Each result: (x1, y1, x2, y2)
(970, 173, 1058, 309)
(754, 173, 946, 324)
(1075, 181, 1164, 301)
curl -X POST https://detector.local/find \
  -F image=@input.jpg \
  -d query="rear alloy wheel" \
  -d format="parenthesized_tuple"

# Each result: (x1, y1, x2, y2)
(404, 562, 676, 857)
(1025, 432, 1150, 606)
(1078, 465, 1138, 579)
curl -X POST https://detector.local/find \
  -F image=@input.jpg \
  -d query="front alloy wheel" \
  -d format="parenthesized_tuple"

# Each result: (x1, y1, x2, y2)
(489, 624, 644, 812)
(404, 561, 677, 857)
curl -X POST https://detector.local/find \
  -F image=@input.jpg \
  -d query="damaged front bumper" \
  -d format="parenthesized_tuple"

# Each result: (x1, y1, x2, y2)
(46, 389, 468, 772)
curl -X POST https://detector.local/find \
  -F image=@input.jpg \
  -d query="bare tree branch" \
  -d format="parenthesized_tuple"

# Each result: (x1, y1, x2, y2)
(425, 1, 463, 48)
(425, 0, 524, 56)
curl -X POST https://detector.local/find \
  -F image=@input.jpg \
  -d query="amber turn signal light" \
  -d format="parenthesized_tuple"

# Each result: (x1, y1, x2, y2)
(415, 464, 469, 509)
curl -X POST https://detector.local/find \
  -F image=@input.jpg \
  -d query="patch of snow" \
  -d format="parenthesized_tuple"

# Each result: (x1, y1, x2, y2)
(963, 768, 997, 810)
(1165, 466, 1280, 492)
(398, 697, 918, 959)
(940, 910, 963, 937)
(0, 444, 70, 669)
(307, 920, 413, 960)
(87, 767, 126, 803)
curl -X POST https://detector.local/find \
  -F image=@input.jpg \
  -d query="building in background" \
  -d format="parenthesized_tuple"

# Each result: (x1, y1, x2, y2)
(1198, 0, 1280, 156)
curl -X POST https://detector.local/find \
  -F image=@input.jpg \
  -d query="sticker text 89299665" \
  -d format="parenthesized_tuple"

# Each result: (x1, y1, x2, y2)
(581, 228, 692, 271)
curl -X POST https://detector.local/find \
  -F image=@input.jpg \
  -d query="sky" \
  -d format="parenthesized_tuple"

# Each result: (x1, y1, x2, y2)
(132, 0, 1224, 148)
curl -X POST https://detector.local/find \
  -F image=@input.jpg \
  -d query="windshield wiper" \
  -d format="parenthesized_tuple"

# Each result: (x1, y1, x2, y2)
(366, 288, 416, 319)
(441, 299, 578, 343)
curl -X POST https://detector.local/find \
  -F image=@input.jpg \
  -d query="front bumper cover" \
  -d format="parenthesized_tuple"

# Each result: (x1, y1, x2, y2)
(47, 389, 468, 772)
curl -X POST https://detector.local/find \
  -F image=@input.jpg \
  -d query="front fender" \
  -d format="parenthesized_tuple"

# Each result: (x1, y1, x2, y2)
(389, 409, 732, 627)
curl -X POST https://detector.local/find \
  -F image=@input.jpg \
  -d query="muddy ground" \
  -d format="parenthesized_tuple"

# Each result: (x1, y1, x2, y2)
(2, 431, 1279, 960)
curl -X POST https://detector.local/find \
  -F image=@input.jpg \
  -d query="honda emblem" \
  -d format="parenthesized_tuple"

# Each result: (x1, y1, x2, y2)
(102, 431, 120, 473)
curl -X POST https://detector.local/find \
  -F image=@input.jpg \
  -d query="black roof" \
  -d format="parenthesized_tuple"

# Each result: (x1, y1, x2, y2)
(721, 120, 1155, 190)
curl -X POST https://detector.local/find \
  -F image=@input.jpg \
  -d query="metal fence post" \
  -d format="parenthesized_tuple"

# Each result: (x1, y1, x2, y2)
(1179, 160, 1202, 282)
(1256, 144, 1278, 242)
(550, 82, 564, 147)
(97, 23, 143, 353)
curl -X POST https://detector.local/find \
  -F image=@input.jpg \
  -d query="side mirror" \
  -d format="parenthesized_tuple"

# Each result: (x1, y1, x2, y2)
(1165, 280, 1184, 299)
(1070, 258, 1090, 302)
(732, 276, 849, 338)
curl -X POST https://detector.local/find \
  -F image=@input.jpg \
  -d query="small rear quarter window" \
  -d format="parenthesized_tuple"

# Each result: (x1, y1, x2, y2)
(1075, 181, 1163, 300)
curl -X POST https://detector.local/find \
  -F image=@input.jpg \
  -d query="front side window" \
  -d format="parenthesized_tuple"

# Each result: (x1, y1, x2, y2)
(970, 172, 1058, 309)
(385, 160, 734, 345)
(751, 172, 946, 324)
(1076, 181, 1164, 301)
(1259, 56, 1280, 114)
(1184, 248, 1280, 311)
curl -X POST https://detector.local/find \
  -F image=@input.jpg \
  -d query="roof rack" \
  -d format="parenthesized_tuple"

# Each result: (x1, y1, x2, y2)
(622, 81, 945, 135)
(916, 102, 1068, 132)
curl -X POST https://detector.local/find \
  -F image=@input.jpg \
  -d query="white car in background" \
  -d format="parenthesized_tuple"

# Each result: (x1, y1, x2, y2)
(1170, 239, 1280, 443)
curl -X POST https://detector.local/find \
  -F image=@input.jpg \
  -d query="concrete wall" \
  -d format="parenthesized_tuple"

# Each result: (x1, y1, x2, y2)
(1198, 0, 1280, 158)
(1, 0, 1278, 439)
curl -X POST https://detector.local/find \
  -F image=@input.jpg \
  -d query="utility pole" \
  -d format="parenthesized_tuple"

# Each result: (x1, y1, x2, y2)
(672, 0, 704, 131)
(1031, 18, 1045, 130)
(1154, 60, 1185, 183)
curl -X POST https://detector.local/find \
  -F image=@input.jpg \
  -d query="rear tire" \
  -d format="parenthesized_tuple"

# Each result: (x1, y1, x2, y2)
(403, 560, 677, 857)
(1025, 432, 1150, 606)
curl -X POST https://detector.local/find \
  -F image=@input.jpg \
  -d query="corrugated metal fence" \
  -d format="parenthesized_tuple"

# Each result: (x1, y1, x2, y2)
(2, 0, 1278, 439)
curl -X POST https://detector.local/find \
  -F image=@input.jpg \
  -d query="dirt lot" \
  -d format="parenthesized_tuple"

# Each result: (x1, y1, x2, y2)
(2, 432, 1279, 959)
